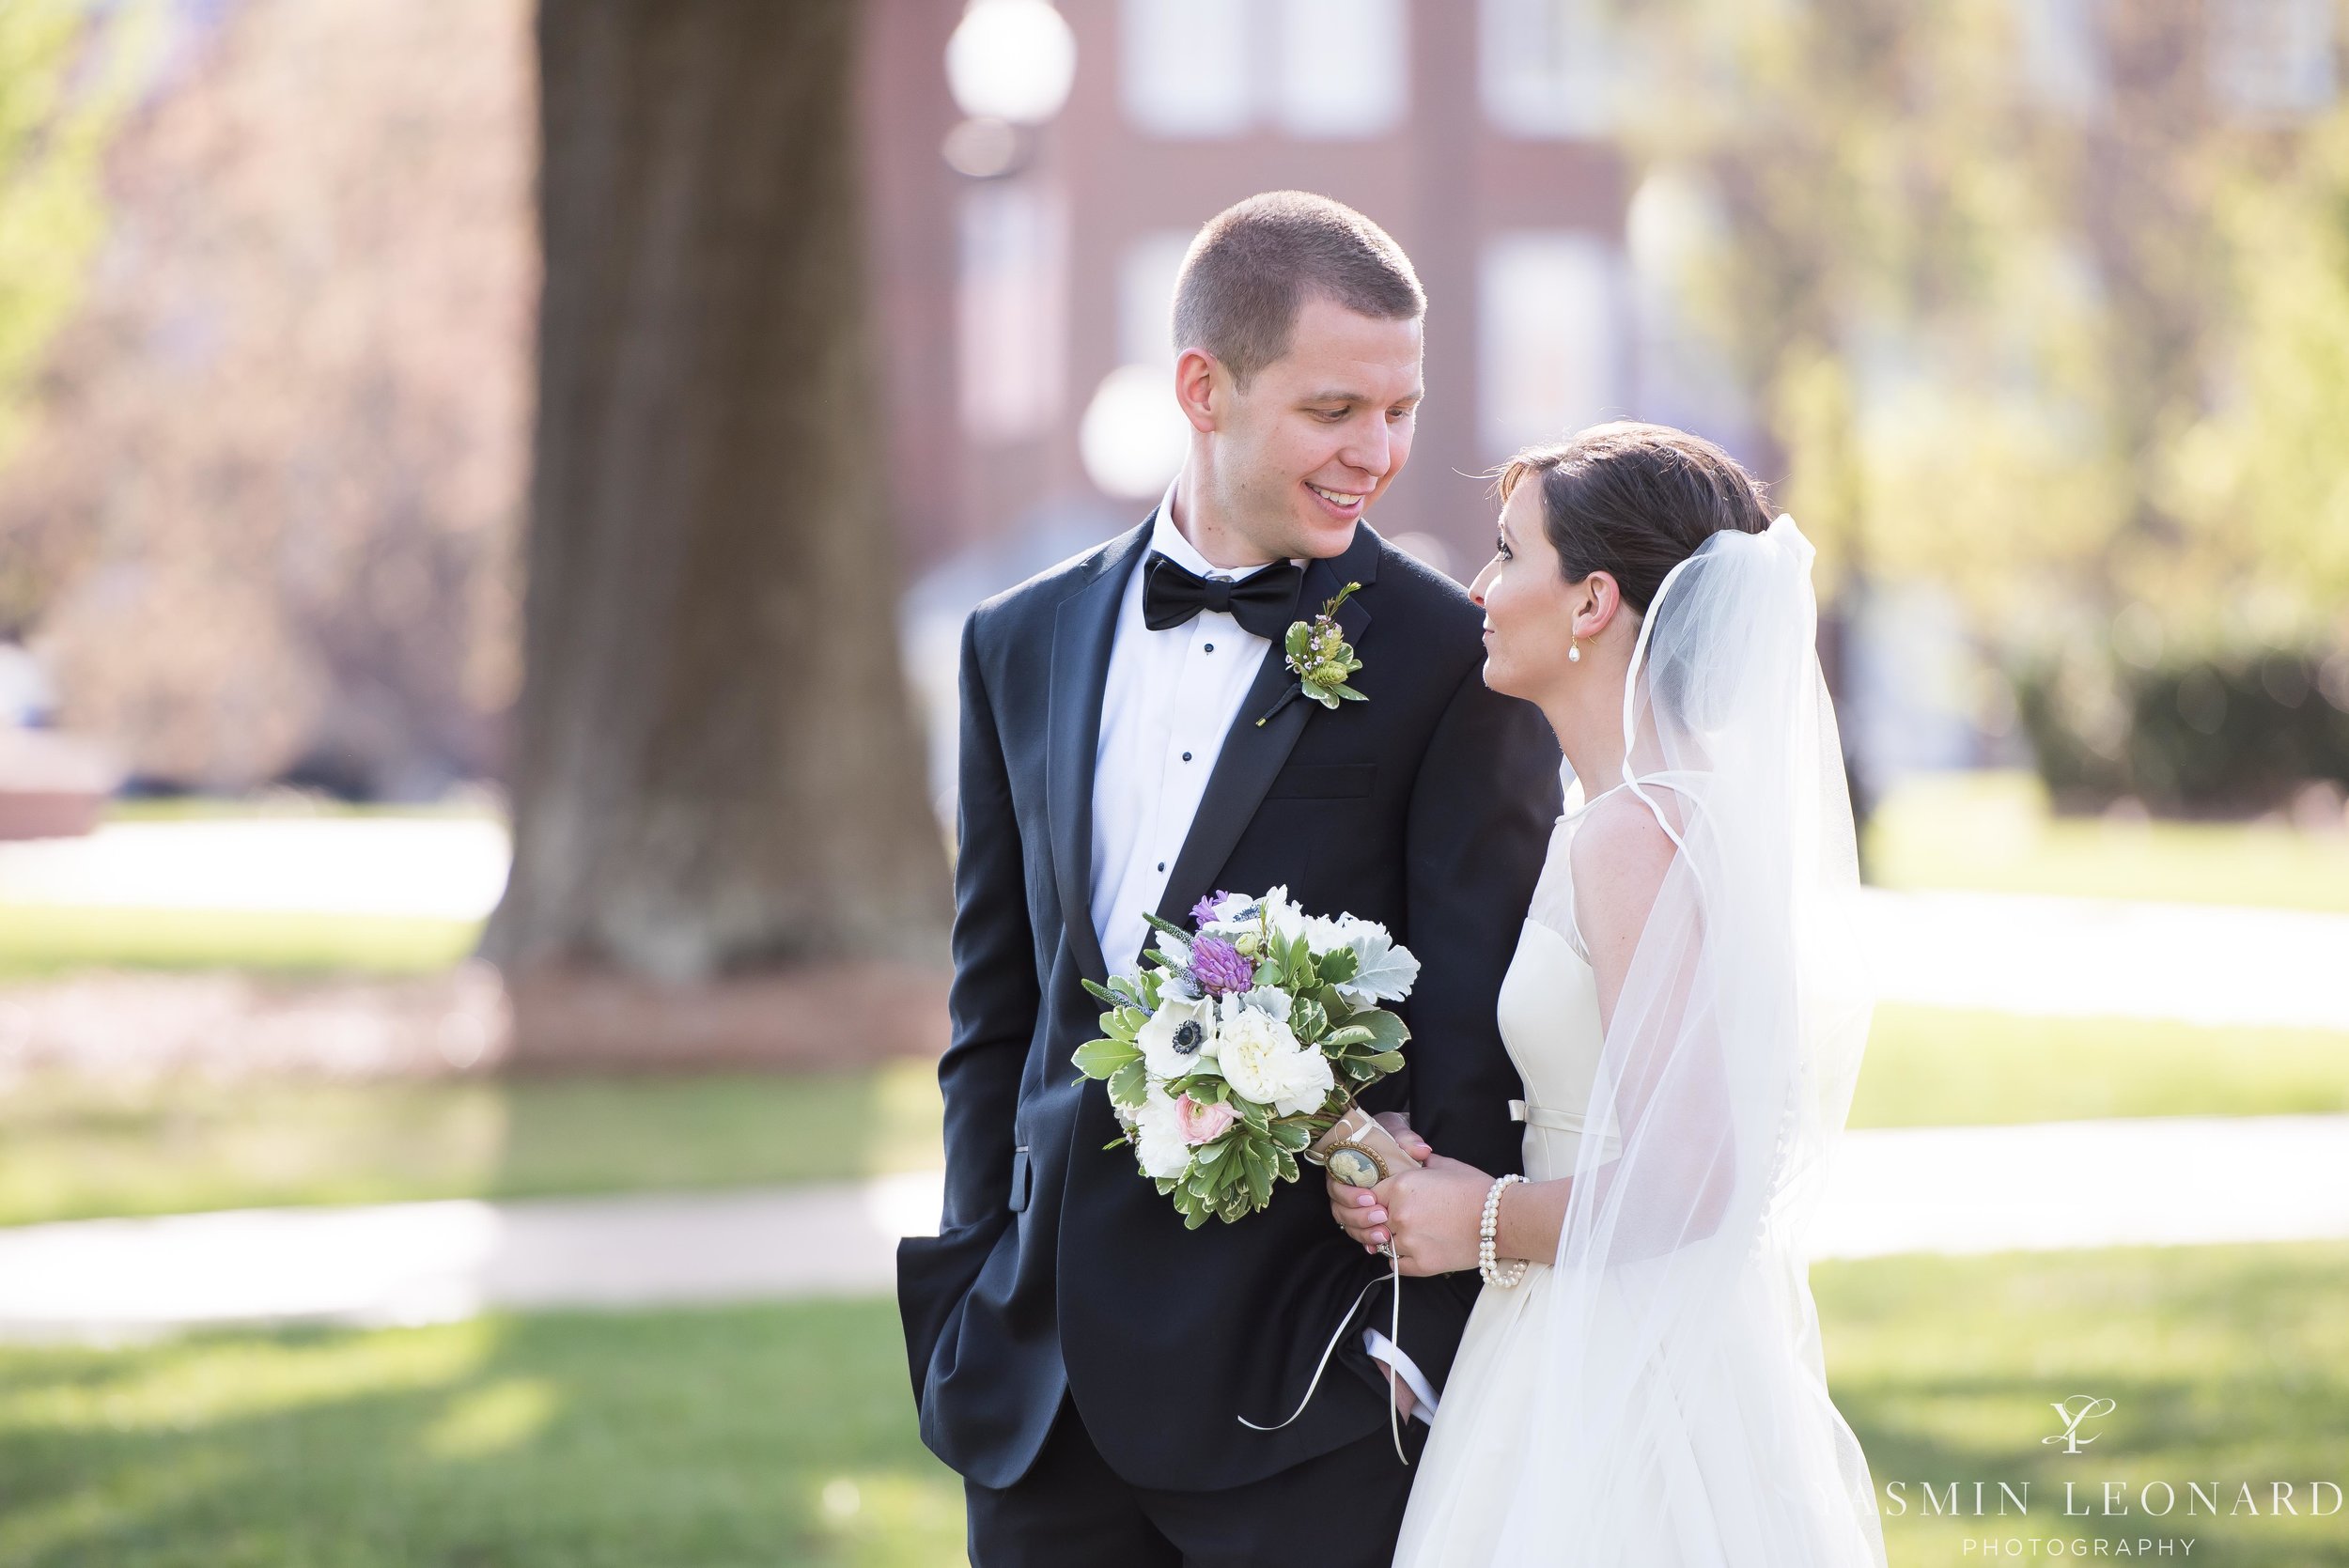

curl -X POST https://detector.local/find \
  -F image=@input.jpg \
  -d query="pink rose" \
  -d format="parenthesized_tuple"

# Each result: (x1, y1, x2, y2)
(1175, 1093, 1237, 1145)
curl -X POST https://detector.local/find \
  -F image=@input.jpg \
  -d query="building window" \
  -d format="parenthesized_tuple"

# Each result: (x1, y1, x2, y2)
(1119, 231, 1195, 368)
(2210, 0, 2337, 118)
(1121, 0, 1407, 140)
(1272, 0, 1410, 138)
(1120, 0, 1253, 138)
(1480, 232, 1624, 457)
(1480, 0, 1620, 139)
(958, 181, 1067, 445)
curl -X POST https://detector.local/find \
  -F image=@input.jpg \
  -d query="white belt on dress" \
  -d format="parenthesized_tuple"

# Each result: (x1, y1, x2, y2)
(1511, 1098, 1620, 1158)
(1510, 1098, 1587, 1132)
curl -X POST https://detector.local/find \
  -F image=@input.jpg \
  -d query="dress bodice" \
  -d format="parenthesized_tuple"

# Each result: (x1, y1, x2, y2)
(1495, 785, 1625, 1181)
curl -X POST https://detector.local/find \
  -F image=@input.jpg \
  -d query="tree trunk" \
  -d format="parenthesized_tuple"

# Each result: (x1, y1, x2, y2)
(486, 0, 948, 1009)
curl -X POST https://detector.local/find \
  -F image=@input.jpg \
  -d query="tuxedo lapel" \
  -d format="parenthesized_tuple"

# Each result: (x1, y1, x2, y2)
(1147, 526, 1383, 960)
(1047, 520, 1152, 986)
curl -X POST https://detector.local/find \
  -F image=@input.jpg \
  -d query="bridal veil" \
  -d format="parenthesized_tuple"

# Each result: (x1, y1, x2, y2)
(1494, 514, 1888, 1565)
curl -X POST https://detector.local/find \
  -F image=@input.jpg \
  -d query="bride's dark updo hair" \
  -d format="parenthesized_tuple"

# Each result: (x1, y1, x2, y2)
(1496, 421, 1772, 612)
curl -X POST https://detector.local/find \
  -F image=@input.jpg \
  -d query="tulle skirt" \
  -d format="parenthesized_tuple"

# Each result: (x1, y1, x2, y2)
(1392, 1261, 1885, 1567)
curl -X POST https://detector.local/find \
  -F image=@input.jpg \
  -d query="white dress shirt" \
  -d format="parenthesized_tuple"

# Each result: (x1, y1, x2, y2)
(1088, 486, 1278, 977)
(1087, 479, 1438, 1423)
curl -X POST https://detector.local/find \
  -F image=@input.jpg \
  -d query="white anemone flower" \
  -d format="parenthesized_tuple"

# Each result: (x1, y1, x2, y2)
(1137, 993, 1219, 1080)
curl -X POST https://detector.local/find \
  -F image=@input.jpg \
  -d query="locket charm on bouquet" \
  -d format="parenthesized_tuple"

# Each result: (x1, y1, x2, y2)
(1307, 1103, 1423, 1188)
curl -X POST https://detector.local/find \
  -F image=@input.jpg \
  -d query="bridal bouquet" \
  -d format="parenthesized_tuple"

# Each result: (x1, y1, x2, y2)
(1074, 887, 1420, 1229)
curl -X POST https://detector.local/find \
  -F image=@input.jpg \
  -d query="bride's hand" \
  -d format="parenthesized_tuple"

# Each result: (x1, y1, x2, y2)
(1328, 1113, 1434, 1252)
(1375, 1155, 1491, 1277)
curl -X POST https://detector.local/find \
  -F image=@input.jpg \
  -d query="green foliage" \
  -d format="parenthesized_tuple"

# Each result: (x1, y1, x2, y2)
(1105, 1058, 1147, 1110)
(0, 0, 161, 467)
(1153, 1113, 1313, 1230)
(1621, 3, 2349, 712)
(1069, 1034, 1139, 1081)
(1281, 583, 1365, 711)
(2166, 106, 2349, 637)
(2013, 648, 2349, 812)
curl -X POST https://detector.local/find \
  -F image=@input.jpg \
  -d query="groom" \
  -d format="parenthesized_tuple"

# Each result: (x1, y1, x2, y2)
(897, 191, 1560, 1565)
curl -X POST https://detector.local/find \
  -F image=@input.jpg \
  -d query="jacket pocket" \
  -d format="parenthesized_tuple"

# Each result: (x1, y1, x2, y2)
(1264, 762, 1377, 800)
(895, 1215, 1010, 1405)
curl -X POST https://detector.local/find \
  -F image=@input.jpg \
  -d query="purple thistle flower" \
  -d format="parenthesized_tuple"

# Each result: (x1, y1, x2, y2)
(1188, 934, 1254, 996)
(1190, 890, 1235, 926)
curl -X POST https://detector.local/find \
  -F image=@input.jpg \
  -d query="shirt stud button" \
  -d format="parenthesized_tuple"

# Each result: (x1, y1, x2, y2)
(1182, 752, 1192, 762)
(1157, 862, 1166, 872)
(1204, 643, 1214, 652)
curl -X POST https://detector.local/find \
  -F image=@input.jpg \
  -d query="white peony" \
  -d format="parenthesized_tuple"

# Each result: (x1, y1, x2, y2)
(1131, 1085, 1192, 1179)
(1137, 993, 1219, 1080)
(1216, 1005, 1335, 1117)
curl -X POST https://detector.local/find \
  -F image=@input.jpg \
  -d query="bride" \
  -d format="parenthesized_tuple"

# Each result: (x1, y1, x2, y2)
(1333, 422, 1888, 1565)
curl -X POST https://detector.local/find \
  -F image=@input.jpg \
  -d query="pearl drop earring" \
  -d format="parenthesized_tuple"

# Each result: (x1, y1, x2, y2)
(1568, 636, 1581, 664)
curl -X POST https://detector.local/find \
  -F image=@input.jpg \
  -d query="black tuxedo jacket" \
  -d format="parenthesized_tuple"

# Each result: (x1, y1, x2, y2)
(896, 515, 1561, 1492)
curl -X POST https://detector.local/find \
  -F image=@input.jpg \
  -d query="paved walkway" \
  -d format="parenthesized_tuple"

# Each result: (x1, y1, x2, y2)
(5, 817, 2345, 1027)
(1856, 887, 2349, 1031)
(5, 1115, 2344, 1342)
(0, 816, 508, 921)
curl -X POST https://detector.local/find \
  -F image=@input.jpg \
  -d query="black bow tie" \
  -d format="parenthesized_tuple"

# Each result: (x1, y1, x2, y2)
(1141, 552, 1303, 642)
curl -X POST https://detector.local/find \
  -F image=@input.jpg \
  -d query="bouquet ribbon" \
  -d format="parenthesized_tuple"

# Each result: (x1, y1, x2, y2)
(1237, 1248, 1409, 1465)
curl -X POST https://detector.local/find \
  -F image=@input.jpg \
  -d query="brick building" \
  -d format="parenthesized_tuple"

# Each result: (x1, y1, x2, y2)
(865, 0, 1724, 589)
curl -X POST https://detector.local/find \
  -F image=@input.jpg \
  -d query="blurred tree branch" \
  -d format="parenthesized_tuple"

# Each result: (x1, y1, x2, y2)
(0, 0, 532, 792)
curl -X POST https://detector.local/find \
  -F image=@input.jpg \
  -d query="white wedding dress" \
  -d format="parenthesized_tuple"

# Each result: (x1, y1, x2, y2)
(1391, 783, 1654, 1567)
(1393, 515, 1887, 1566)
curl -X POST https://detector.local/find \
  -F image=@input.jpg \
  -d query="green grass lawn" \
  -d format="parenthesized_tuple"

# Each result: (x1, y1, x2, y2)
(1851, 1005, 2349, 1127)
(0, 1243, 2340, 1567)
(2, 1004, 2340, 1229)
(0, 1299, 965, 1568)
(1866, 769, 2349, 912)
(0, 1064, 948, 1228)
(1817, 1242, 2349, 1565)
(0, 908, 481, 980)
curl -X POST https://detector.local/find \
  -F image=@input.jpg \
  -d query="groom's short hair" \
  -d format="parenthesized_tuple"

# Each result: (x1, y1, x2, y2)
(1174, 192, 1423, 389)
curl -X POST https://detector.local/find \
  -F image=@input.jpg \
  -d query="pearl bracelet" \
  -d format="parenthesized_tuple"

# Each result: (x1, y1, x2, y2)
(1479, 1174, 1529, 1289)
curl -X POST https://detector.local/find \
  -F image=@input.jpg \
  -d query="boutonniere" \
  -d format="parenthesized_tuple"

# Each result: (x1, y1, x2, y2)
(1256, 582, 1365, 727)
